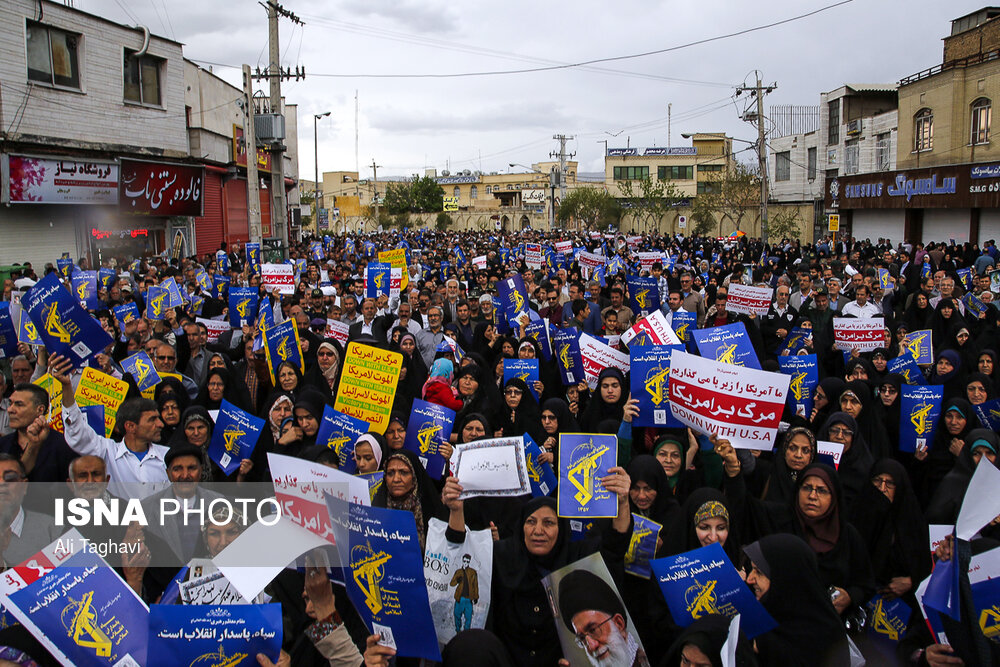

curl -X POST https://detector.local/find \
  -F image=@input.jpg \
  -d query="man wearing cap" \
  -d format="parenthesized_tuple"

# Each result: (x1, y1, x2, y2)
(557, 569, 649, 667)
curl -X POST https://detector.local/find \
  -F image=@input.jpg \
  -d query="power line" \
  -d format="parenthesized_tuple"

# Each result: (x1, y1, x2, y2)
(191, 0, 852, 80)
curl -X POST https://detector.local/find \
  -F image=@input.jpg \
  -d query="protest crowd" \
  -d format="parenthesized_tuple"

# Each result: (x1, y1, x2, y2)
(0, 229, 999, 667)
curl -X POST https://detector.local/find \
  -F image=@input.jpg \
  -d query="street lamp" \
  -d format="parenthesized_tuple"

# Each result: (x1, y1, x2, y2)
(314, 112, 331, 235)
(508, 163, 555, 230)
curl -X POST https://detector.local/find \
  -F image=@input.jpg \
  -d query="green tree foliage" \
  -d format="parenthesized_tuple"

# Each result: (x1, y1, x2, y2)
(383, 175, 445, 214)
(556, 188, 622, 230)
(616, 177, 685, 233)
(435, 212, 453, 231)
(691, 162, 761, 237)
(767, 206, 803, 242)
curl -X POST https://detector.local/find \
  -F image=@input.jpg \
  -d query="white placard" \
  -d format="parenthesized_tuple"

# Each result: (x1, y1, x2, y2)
(579, 333, 630, 390)
(620, 309, 682, 347)
(725, 283, 773, 316)
(451, 436, 531, 499)
(816, 440, 845, 469)
(261, 263, 295, 294)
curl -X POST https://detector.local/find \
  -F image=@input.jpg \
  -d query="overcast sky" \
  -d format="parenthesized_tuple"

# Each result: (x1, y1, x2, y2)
(80, 0, 977, 178)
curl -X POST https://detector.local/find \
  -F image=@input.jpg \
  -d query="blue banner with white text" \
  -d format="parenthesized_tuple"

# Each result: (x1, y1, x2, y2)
(899, 384, 943, 453)
(693, 322, 761, 369)
(316, 404, 371, 474)
(777, 354, 818, 420)
(403, 399, 455, 479)
(207, 398, 265, 475)
(147, 604, 282, 667)
(631, 345, 685, 427)
(23, 272, 113, 367)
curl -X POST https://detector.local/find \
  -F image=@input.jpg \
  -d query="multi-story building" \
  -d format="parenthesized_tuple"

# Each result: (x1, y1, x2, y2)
(0, 0, 298, 268)
(826, 7, 1000, 246)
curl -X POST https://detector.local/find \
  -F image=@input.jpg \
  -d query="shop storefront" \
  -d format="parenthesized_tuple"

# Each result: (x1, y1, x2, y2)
(825, 162, 1000, 246)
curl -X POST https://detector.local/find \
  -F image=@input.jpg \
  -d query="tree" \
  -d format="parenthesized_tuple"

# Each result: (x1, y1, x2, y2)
(692, 161, 761, 237)
(382, 175, 446, 214)
(435, 212, 453, 231)
(767, 206, 804, 241)
(616, 177, 685, 233)
(556, 188, 622, 230)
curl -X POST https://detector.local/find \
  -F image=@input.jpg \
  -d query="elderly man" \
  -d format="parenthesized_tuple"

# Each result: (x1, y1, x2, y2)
(0, 383, 76, 482)
(151, 340, 198, 398)
(415, 305, 446, 367)
(557, 569, 649, 667)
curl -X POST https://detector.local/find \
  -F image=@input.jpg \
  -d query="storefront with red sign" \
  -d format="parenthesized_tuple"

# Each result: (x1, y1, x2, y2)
(825, 162, 1000, 246)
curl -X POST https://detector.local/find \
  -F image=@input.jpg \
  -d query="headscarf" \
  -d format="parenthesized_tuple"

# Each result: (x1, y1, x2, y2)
(793, 464, 841, 554)
(455, 412, 492, 444)
(664, 615, 737, 667)
(579, 367, 628, 431)
(353, 433, 384, 470)
(441, 630, 514, 667)
(816, 412, 873, 510)
(168, 405, 215, 482)
(372, 449, 444, 550)
(625, 455, 678, 526)
(651, 435, 687, 491)
(839, 379, 890, 461)
(315, 340, 341, 389)
(812, 377, 846, 429)
(495, 377, 545, 443)
(965, 372, 997, 403)
(430, 358, 455, 381)
(761, 427, 816, 505)
(670, 488, 739, 565)
(262, 390, 295, 440)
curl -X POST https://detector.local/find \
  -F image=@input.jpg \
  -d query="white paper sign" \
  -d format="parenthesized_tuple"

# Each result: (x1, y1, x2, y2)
(452, 436, 531, 499)
(196, 317, 231, 342)
(725, 283, 773, 316)
(816, 440, 845, 469)
(261, 263, 295, 294)
(579, 333, 630, 389)
(620, 309, 682, 347)
(833, 318, 885, 352)
(324, 318, 350, 344)
(956, 458, 1000, 541)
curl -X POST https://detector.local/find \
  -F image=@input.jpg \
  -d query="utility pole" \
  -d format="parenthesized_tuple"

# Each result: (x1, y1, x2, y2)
(550, 134, 575, 231)
(737, 74, 776, 247)
(242, 65, 262, 246)
(370, 160, 380, 230)
(254, 1, 304, 257)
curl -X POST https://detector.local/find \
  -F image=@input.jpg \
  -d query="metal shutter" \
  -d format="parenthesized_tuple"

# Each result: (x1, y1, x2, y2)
(0, 208, 78, 269)
(194, 172, 224, 256)
(224, 179, 250, 245)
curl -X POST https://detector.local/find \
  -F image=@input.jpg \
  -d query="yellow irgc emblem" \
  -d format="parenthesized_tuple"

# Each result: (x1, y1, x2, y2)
(63, 591, 112, 657)
(625, 526, 653, 563)
(373, 271, 384, 291)
(568, 440, 608, 506)
(634, 288, 650, 310)
(644, 365, 670, 406)
(150, 292, 165, 317)
(133, 357, 150, 383)
(44, 302, 72, 343)
(417, 422, 442, 454)
(870, 597, 905, 641)
(526, 453, 541, 483)
(222, 425, 246, 454)
(905, 333, 928, 359)
(351, 543, 392, 615)
(789, 371, 808, 401)
(512, 289, 525, 314)
(276, 336, 291, 361)
(716, 343, 739, 365)
(328, 435, 351, 457)
(76, 281, 89, 300)
(979, 604, 1000, 640)
(559, 343, 571, 368)
(675, 323, 689, 341)
(235, 297, 251, 319)
(910, 401, 934, 436)
(23, 320, 39, 341)
(684, 579, 720, 618)
(190, 646, 248, 667)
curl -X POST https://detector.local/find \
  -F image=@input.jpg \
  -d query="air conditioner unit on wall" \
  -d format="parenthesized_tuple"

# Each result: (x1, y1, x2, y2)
(846, 119, 862, 136)
(254, 114, 285, 142)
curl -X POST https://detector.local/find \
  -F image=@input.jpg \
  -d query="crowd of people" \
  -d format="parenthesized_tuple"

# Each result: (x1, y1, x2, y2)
(0, 229, 999, 666)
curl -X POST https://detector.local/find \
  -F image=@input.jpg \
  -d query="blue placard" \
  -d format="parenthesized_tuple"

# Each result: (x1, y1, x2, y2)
(229, 286, 259, 328)
(188, 295, 204, 317)
(145, 285, 169, 320)
(523, 433, 557, 498)
(671, 311, 698, 345)
(71, 270, 100, 310)
(866, 593, 911, 647)
(630, 345, 685, 427)
(310, 241, 324, 261)
(877, 268, 892, 289)
(263, 319, 302, 381)
(80, 403, 105, 434)
(899, 385, 943, 453)
(962, 292, 987, 319)
(195, 269, 211, 292)
(973, 398, 1000, 431)
(112, 302, 140, 328)
(887, 354, 925, 385)
(551, 328, 585, 386)
(216, 250, 230, 273)
(0, 303, 19, 358)
(7, 549, 148, 665)
(207, 398, 265, 475)
(693, 322, 761, 369)
(777, 354, 818, 420)
(358, 471, 384, 498)
(903, 329, 934, 365)
(503, 359, 540, 402)
(957, 267, 973, 291)
(121, 351, 161, 392)
(246, 242, 261, 276)
(497, 274, 531, 324)
(651, 542, 777, 639)
(921, 262, 931, 278)
(366, 262, 392, 298)
(524, 319, 552, 361)
(147, 604, 281, 667)
(326, 496, 442, 662)
(627, 275, 661, 315)
(57, 257, 73, 278)
(402, 399, 455, 479)
(212, 274, 230, 300)
(22, 272, 113, 367)
(162, 278, 185, 308)
(13, 302, 43, 347)
(625, 514, 662, 579)
(316, 404, 371, 473)
(98, 267, 116, 290)
(780, 326, 812, 355)
(557, 433, 618, 518)
(971, 575, 1000, 641)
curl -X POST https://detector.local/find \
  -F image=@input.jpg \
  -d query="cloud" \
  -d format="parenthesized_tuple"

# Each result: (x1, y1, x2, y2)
(368, 104, 575, 134)
(340, 0, 458, 34)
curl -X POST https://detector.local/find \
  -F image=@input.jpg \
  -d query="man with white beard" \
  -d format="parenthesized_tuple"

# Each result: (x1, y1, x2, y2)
(557, 569, 649, 667)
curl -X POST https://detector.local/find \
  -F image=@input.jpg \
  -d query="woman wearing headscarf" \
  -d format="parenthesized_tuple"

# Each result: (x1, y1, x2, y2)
(493, 377, 545, 445)
(384, 412, 407, 452)
(470, 321, 502, 364)
(275, 361, 305, 396)
(537, 398, 580, 467)
(390, 331, 427, 415)
(964, 371, 995, 406)
(943, 322, 980, 379)
(918, 397, 974, 504)
(156, 390, 188, 445)
(743, 534, 852, 666)
(837, 380, 891, 461)
(977, 349, 998, 388)
(192, 367, 252, 413)
(877, 373, 905, 450)
(663, 614, 755, 667)
(667, 488, 740, 566)
(301, 339, 340, 400)
(816, 412, 874, 510)
(928, 349, 966, 400)
(930, 297, 965, 351)
(372, 449, 446, 551)
(844, 357, 877, 384)
(926, 429, 1000, 524)
(648, 433, 703, 505)
(233, 335, 271, 414)
(352, 432, 384, 475)
(849, 459, 931, 613)
(290, 389, 326, 452)
(579, 367, 628, 432)
(440, 466, 632, 667)
(810, 377, 846, 431)
(167, 406, 216, 482)
(422, 358, 463, 411)
(757, 427, 817, 506)
(453, 363, 498, 427)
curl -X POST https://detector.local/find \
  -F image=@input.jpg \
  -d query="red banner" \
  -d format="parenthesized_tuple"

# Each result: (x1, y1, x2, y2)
(119, 159, 204, 216)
